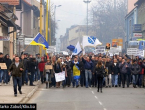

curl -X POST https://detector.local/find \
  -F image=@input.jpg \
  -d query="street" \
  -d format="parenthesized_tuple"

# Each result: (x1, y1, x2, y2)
(28, 85, 145, 110)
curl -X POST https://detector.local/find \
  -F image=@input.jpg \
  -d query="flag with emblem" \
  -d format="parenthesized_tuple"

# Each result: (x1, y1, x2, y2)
(30, 33, 49, 49)
(82, 36, 102, 48)
(72, 42, 82, 55)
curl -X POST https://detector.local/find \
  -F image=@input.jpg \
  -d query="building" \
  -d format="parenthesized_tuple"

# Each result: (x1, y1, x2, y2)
(125, 0, 139, 49)
(0, 0, 21, 58)
(135, 0, 145, 39)
(128, 0, 138, 13)
(16, 0, 47, 56)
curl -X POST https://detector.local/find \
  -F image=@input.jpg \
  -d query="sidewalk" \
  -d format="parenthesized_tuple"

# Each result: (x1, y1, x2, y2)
(0, 80, 41, 103)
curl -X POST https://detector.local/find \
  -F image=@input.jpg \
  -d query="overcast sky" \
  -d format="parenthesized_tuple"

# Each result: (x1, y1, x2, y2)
(37, 0, 96, 39)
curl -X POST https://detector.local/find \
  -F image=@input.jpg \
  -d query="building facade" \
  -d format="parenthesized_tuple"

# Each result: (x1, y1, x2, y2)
(136, 0, 145, 39)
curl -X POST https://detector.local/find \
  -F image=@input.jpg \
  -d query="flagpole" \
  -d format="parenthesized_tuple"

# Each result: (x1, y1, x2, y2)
(39, 0, 43, 56)
(46, 0, 49, 55)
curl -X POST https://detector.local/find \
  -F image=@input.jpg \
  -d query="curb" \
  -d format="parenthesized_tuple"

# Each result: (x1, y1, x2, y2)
(19, 81, 41, 103)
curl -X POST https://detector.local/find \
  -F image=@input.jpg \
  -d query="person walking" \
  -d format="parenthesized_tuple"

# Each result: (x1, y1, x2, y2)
(8, 56, 24, 97)
(64, 56, 71, 87)
(94, 61, 105, 93)
(54, 58, 62, 88)
(82, 56, 93, 88)
(38, 58, 46, 84)
(43, 59, 54, 88)
(131, 59, 141, 88)
(71, 57, 81, 88)
(4, 54, 12, 85)
(112, 59, 119, 87)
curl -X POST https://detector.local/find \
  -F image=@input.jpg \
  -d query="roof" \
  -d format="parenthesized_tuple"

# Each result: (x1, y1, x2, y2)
(125, 7, 137, 19)
(134, 0, 142, 6)
(22, 0, 32, 7)
(0, 0, 19, 5)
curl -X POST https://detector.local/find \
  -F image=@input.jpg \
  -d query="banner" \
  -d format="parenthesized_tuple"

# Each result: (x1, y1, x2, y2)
(55, 71, 65, 82)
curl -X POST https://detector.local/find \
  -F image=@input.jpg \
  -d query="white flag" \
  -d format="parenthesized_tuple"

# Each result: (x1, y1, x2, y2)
(82, 36, 102, 48)
(72, 42, 82, 55)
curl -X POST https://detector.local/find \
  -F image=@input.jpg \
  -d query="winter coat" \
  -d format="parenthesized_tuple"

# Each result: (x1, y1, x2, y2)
(4, 55, 12, 70)
(38, 61, 45, 72)
(112, 63, 119, 75)
(138, 62, 144, 75)
(9, 62, 24, 77)
(82, 57, 93, 71)
(94, 66, 105, 78)
(126, 62, 131, 74)
(54, 63, 62, 73)
(105, 62, 113, 74)
(43, 62, 54, 76)
(119, 62, 127, 74)
(130, 64, 141, 75)
(64, 60, 71, 72)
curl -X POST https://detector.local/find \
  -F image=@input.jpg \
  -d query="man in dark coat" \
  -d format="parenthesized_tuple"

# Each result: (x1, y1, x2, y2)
(9, 56, 24, 97)
(0, 52, 5, 86)
(4, 54, 12, 84)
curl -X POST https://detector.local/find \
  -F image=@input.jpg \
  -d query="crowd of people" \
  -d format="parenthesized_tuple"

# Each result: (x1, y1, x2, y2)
(0, 52, 145, 96)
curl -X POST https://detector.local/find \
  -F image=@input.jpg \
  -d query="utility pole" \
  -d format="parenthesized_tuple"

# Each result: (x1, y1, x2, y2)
(39, 0, 43, 56)
(83, 0, 91, 36)
(49, 0, 51, 46)
(46, 0, 48, 54)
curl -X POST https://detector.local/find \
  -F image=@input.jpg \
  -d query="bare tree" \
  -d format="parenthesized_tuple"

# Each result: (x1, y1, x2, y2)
(90, 0, 127, 46)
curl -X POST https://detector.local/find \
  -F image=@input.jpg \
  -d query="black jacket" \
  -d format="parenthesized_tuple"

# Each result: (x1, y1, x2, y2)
(64, 60, 71, 72)
(105, 62, 112, 74)
(94, 66, 105, 77)
(112, 63, 119, 75)
(4, 55, 12, 70)
(79, 61, 85, 72)
(54, 63, 62, 73)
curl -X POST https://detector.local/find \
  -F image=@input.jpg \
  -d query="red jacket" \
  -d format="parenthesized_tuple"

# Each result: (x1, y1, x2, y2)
(38, 61, 45, 71)
(138, 62, 144, 74)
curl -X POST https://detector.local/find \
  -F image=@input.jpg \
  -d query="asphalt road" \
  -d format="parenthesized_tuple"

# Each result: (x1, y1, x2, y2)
(28, 84, 145, 110)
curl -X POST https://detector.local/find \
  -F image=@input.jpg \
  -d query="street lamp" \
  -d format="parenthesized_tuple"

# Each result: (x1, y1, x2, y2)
(83, 0, 91, 35)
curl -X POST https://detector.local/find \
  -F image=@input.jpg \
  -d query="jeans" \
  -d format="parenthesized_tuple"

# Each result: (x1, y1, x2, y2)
(92, 72, 97, 87)
(0, 70, 4, 83)
(46, 73, 51, 82)
(105, 74, 112, 86)
(132, 74, 138, 85)
(24, 70, 28, 84)
(97, 74, 103, 92)
(34, 71, 37, 81)
(73, 78, 79, 87)
(121, 74, 126, 87)
(4, 70, 9, 84)
(30, 72, 34, 85)
(118, 74, 122, 86)
(138, 74, 143, 86)
(62, 77, 66, 87)
(126, 74, 131, 87)
(40, 71, 44, 83)
(2, 70, 6, 83)
(12, 76, 22, 94)
(112, 74, 118, 86)
(66, 71, 71, 86)
(85, 70, 92, 87)
(37, 70, 40, 80)
(80, 70, 85, 86)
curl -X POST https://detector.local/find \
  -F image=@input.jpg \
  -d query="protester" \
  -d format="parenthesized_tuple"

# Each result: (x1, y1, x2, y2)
(43, 59, 54, 88)
(112, 59, 119, 87)
(71, 57, 81, 88)
(38, 58, 46, 84)
(0, 52, 5, 86)
(131, 59, 141, 88)
(9, 56, 24, 97)
(82, 56, 93, 88)
(65, 56, 71, 87)
(94, 61, 105, 93)
(62, 63, 67, 88)
(54, 58, 62, 88)
(4, 54, 12, 85)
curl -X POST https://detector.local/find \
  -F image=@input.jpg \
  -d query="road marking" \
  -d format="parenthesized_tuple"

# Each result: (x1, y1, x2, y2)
(104, 108, 107, 110)
(92, 91, 94, 94)
(99, 101, 103, 105)
(95, 96, 98, 99)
